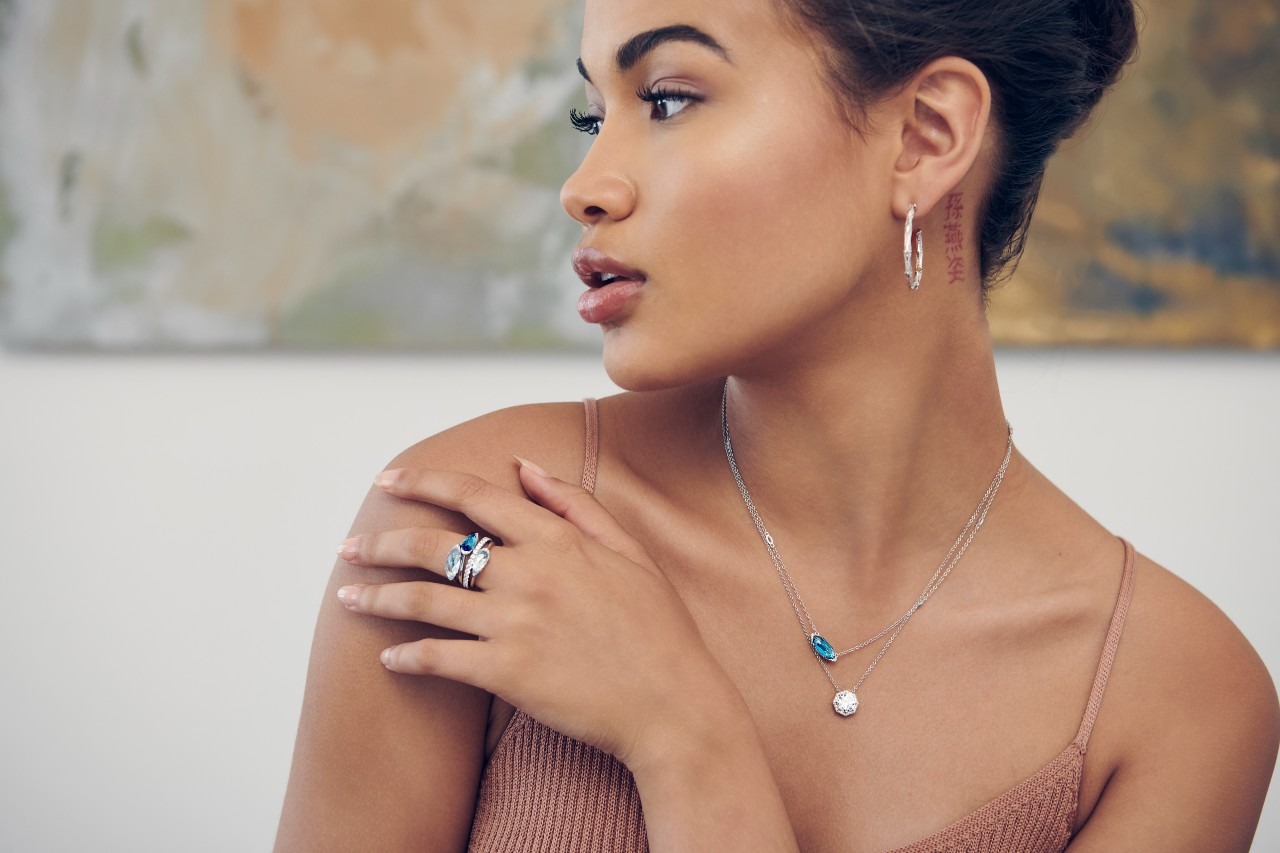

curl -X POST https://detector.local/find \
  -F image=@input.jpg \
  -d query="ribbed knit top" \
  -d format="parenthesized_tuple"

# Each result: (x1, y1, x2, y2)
(467, 397, 1138, 852)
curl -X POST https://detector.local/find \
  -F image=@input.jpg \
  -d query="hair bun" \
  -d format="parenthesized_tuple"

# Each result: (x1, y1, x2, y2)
(1076, 0, 1140, 90)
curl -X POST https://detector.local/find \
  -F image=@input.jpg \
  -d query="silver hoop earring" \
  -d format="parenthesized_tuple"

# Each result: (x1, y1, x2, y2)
(903, 203, 923, 290)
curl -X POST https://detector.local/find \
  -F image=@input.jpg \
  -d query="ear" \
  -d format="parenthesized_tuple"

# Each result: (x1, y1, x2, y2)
(889, 57, 992, 222)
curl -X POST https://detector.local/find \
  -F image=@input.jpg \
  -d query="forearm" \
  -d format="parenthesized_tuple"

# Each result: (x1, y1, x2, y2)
(630, 698, 800, 852)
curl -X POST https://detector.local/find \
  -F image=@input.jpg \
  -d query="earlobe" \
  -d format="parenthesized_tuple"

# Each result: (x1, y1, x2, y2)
(891, 57, 991, 220)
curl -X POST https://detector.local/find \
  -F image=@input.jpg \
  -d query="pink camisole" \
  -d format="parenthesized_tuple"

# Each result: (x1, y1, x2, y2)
(467, 398, 1137, 852)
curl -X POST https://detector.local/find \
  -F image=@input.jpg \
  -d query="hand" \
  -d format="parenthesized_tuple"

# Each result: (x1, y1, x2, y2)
(333, 458, 739, 771)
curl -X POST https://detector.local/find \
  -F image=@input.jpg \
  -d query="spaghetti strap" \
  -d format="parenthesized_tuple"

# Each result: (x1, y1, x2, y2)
(1073, 536, 1137, 751)
(581, 397, 599, 495)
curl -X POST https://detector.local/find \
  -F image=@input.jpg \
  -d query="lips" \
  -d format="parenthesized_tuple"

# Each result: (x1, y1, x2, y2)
(571, 246, 647, 289)
(571, 246, 649, 324)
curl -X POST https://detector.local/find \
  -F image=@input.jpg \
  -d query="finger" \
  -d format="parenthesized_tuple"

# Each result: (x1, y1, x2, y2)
(380, 636, 504, 695)
(375, 468, 556, 547)
(337, 580, 494, 637)
(338, 525, 480, 579)
(513, 456, 660, 574)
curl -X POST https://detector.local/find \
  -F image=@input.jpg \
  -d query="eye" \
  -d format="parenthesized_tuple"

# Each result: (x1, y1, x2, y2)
(636, 84, 701, 122)
(568, 84, 703, 137)
(569, 107, 602, 136)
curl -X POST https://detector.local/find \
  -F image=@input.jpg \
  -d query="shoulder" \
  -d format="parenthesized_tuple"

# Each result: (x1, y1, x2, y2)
(276, 397, 605, 848)
(1119, 549, 1276, 728)
(1073, 546, 1279, 849)
(386, 380, 721, 495)
(388, 398, 598, 496)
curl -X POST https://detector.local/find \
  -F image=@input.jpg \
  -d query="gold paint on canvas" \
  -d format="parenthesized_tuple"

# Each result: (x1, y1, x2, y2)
(991, 0, 1280, 348)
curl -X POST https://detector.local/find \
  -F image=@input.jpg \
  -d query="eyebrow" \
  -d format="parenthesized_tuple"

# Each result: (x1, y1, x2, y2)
(576, 24, 731, 85)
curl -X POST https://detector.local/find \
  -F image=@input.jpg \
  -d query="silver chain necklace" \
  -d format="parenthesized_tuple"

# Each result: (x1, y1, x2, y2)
(719, 379, 1014, 716)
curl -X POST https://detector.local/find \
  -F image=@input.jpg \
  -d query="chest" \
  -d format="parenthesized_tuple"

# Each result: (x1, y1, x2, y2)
(631, 516, 1105, 850)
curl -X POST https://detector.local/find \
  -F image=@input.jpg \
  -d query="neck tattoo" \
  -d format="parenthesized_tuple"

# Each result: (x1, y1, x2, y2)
(719, 378, 1014, 716)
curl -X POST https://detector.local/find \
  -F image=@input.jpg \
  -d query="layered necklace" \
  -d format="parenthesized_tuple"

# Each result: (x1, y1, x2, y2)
(719, 379, 1014, 716)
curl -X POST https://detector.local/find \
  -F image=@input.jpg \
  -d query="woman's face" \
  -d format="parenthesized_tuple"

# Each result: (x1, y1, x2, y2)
(562, 0, 901, 390)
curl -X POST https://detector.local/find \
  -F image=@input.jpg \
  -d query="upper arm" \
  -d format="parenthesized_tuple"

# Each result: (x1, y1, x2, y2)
(1067, 559, 1280, 852)
(275, 402, 591, 852)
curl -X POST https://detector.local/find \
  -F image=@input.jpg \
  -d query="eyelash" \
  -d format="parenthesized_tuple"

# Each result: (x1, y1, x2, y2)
(568, 84, 703, 136)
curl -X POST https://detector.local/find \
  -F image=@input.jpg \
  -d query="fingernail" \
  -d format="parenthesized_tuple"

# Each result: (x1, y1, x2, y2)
(380, 646, 397, 667)
(375, 469, 400, 488)
(513, 455, 551, 478)
(337, 536, 361, 560)
(337, 585, 362, 606)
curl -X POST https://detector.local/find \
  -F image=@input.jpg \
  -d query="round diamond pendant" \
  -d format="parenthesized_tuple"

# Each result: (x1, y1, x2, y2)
(833, 690, 858, 716)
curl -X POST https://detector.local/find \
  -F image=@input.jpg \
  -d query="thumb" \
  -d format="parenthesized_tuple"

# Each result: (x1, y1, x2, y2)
(513, 455, 660, 573)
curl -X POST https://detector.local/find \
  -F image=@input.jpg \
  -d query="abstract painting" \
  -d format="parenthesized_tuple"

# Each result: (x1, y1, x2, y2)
(0, 0, 1275, 350)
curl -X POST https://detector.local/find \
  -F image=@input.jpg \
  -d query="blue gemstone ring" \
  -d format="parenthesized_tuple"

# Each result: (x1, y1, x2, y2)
(445, 533, 478, 582)
(446, 532, 494, 590)
(462, 537, 493, 589)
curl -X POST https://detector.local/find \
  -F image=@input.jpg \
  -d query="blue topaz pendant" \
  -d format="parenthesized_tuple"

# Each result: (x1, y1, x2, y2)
(833, 690, 858, 716)
(810, 632, 838, 662)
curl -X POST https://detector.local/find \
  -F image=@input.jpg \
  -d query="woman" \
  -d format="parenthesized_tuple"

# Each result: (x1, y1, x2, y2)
(276, 0, 1279, 850)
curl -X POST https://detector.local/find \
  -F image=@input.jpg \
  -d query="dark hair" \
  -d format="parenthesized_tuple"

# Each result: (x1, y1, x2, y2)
(774, 0, 1140, 301)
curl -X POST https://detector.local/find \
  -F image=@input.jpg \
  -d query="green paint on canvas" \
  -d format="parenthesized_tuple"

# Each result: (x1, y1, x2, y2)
(504, 322, 577, 349)
(0, 180, 17, 298)
(510, 98, 591, 186)
(125, 20, 148, 77)
(0, 0, 14, 44)
(58, 150, 80, 220)
(92, 214, 193, 272)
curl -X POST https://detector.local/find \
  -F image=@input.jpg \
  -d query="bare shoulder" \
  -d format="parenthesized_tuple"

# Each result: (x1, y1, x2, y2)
(391, 398, 596, 492)
(1070, 547, 1280, 851)
(275, 399, 596, 852)
(1118, 550, 1277, 725)
(395, 383, 721, 499)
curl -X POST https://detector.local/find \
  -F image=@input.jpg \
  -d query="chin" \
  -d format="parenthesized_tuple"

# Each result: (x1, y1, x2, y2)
(599, 326, 733, 393)
(601, 341, 684, 393)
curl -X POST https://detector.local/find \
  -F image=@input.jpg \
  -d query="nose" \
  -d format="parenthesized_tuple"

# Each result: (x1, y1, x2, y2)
(559, 142, 637, 226)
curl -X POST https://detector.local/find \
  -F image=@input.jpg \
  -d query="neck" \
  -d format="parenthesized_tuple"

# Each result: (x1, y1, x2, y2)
(716, 289, 1023, 610)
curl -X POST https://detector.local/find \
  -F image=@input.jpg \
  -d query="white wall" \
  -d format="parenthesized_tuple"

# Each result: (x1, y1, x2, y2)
(1, 347, 1277, 851)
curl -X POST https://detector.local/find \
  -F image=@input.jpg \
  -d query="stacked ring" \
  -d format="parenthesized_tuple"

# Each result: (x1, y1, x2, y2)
(462, 537, 493, 589)
(446, 533, 493, 590)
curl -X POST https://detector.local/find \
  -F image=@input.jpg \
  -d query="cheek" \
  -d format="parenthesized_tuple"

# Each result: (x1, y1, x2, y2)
(646, 112, 878, 334)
